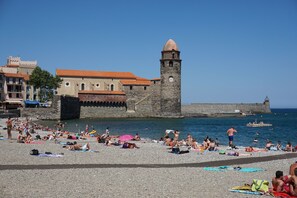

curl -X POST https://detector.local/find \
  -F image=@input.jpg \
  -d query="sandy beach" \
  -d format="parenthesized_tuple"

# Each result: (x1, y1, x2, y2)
(0, 118, 296, 198)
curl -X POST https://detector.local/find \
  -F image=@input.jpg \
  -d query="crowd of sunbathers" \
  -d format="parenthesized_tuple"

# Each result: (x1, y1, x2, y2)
(271, 162, 297, 196)
(159, 130, 220, 152)
(4, 117, 141, 150)
(265, 140, 296, 152)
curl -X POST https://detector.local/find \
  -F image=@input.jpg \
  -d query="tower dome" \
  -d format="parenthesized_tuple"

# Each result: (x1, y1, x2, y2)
(163, 39, 179, 51)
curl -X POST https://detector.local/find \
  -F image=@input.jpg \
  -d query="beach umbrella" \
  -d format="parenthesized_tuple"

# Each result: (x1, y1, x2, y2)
(119, 134, 134, 142)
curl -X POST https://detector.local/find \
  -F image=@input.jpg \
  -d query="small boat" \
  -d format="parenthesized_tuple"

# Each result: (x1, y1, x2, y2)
(246, 120, 272, 127)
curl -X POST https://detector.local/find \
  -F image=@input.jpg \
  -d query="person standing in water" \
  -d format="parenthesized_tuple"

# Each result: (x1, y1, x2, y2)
(226, 127, 237, 147)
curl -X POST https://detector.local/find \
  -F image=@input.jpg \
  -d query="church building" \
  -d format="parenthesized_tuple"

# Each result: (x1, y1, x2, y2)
(56, 39, 182, 118)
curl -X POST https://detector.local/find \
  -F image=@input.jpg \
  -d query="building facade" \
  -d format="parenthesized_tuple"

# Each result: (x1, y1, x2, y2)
(55, 39, 181, 118)
(0, 56, 38, 109)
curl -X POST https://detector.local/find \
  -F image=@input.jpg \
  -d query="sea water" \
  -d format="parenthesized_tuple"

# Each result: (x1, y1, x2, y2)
(37, 109, 297, 147)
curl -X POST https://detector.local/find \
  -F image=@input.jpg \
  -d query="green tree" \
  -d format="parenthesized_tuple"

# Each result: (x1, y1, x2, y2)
(29, 66, 63, 102)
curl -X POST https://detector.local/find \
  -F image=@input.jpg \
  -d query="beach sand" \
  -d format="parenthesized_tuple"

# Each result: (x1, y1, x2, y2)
(0, 118, 296, 198)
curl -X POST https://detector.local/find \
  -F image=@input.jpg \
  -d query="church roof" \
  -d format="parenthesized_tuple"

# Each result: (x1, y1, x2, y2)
(163, 39, 179, 51)
(56, 69, 137, 79)
(120, 79, 151, 86)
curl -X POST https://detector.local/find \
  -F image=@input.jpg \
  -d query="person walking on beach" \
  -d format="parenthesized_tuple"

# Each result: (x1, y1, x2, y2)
(226, 127, 237, 147)
(6, 117, 14, 139)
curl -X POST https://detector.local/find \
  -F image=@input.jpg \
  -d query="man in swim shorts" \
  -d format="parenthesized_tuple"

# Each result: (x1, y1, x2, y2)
(226, 127, 237, 147)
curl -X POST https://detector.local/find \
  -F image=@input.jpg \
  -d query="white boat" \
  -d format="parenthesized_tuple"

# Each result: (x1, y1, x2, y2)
(246, 120, 272, 127)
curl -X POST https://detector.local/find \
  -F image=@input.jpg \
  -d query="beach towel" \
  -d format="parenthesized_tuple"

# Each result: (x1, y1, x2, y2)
(229, 189, 263, 195)
(203, 166, 233, 172)
(272, 191, 297, 198)
(25, 141, 45, 144)
(203, 166, 265, 173)
(70, 150, 99, 153)
(238, 167, 265, 172)
(251, 179, 269, 193)
(37, 153, 64, 157)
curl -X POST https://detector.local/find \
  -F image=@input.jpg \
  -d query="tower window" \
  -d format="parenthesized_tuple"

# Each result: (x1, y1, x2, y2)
(172, 53, 175, 59)
(81, 83, 85, 90)
(130, 86, 133, 90)
(144, 86, 147, 90)
(110, 84, 114, 91)
(65, 82, 70, 87)
(169, 61, 173, 67)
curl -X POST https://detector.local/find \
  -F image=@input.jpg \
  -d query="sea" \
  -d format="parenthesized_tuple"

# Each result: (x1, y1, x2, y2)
(37, 108, 297, 148)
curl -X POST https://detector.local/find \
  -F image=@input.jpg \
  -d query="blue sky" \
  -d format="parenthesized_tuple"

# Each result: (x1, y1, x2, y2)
(0, 0, 296, 108)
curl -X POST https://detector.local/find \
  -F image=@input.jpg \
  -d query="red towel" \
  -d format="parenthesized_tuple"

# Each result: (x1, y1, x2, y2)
(273, 191, 297, 198)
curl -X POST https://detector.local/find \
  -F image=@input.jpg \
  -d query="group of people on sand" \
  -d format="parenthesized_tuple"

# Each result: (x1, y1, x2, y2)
(96, 128, 140, 149)
(271, 162, 297, 196)
(4, 116, 142, 151)
(160, 129, 220, 153)
(265, 140, 296, 152)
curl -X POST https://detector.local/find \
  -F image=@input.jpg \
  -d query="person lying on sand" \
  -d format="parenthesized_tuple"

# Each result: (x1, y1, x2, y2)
(122, 142, 139, 149)
(63, 142, 90, 151)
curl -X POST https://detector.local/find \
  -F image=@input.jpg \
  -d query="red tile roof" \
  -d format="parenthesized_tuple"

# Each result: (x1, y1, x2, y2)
(78, 90, 126, 95)
(120, 79, 151, 86)
(3, 73, 29, 80)
(56, 69, 137, 79)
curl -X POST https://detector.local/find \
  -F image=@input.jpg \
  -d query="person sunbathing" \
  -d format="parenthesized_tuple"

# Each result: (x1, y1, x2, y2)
(122, 142, 139, 149)
(64, 142, 90, 151)
(208, 139, 217, 151)
(290, 168, 297, 196)
(272, 170, 291, 193)
(290, 162, 297, 176)
(17, 131, 25, 143)
(265, 140, 274, 150)
(284, 142, 293, 152)
(132, 133, 141, 141)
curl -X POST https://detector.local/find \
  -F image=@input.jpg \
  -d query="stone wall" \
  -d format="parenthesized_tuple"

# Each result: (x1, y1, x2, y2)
(181, 102, 271, 117)
(21, 95, 79, 120)
(80, 104, 127, 118)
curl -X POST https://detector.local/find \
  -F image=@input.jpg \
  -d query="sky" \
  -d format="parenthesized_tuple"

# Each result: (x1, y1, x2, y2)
(0, 0, 296, 108)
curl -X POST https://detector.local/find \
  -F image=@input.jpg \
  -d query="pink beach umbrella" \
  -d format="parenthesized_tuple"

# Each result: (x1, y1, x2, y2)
(119, 134, 134, 142)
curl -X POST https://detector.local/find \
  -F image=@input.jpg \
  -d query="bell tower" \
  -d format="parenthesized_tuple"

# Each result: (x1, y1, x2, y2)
(160, 39, 181, 117)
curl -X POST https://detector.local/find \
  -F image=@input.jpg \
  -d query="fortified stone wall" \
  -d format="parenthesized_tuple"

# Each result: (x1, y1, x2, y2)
(80, 105, 127, 118)
(181, 103, 271, 117)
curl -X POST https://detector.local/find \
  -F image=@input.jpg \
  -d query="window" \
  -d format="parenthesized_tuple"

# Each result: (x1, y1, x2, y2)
(172, 52, 175, 59)
(130, 86, 133, 90)
(9, 93, 12, 98)
(65, 82, 70, 87)
(96, 83, 100, 88)
(169, 76, 174, 83)
(169, 61, 173, 67)
(81, 83, 85, 90)
(110, 84, 114, 91)
(16, 93, 19, 98)
(144, 86, 147, 90)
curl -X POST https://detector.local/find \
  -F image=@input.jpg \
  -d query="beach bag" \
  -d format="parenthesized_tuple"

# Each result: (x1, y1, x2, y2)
(30, 149, 39, 155)
(251, 179, 269, 192)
